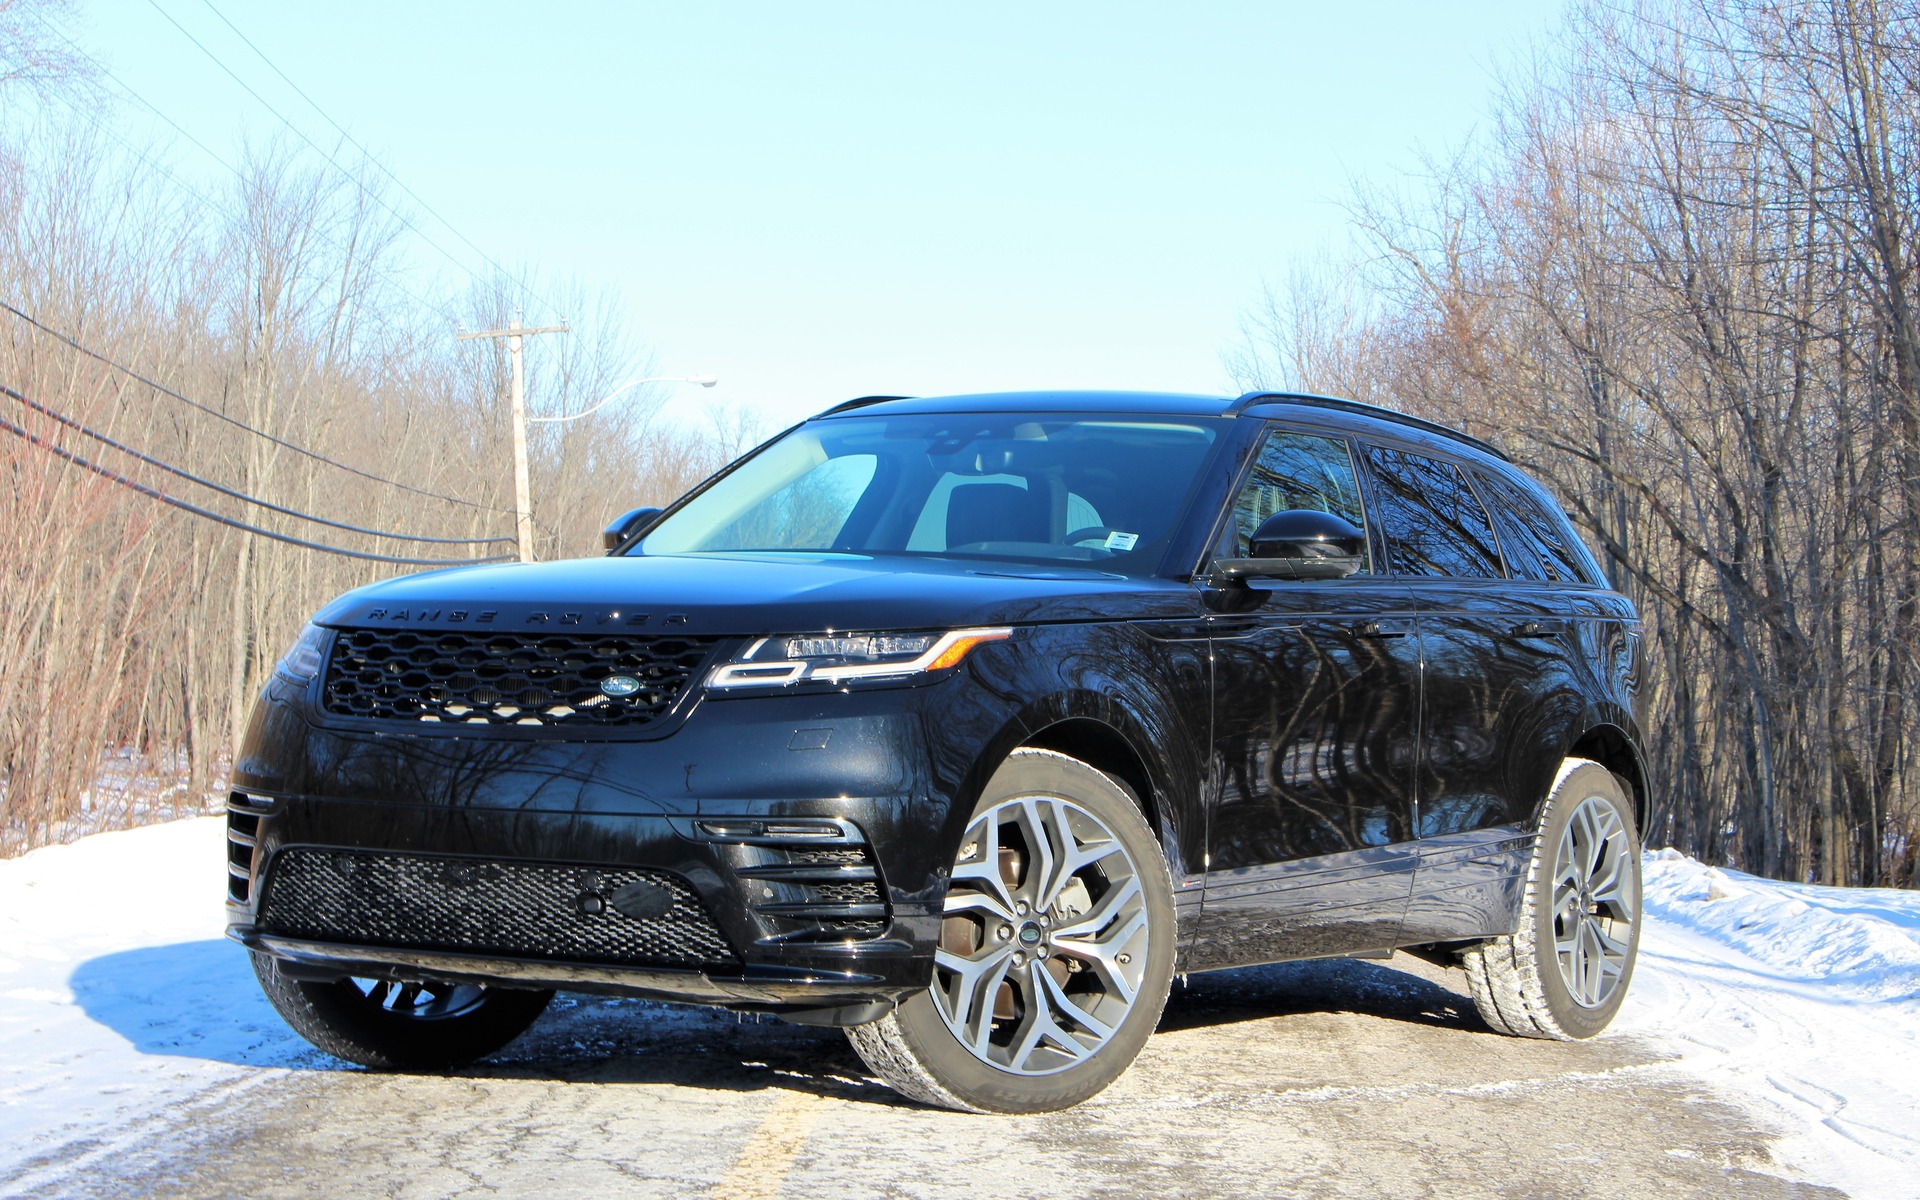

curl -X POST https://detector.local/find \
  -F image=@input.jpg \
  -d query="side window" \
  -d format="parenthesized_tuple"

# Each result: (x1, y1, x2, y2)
(1364, 446, 1504, 579)
(1475, 470, 1592, 585)
(1228, 429, 1370, 572)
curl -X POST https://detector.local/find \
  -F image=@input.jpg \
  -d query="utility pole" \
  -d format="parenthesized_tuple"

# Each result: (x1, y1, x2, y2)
(457, 311, 569, 562)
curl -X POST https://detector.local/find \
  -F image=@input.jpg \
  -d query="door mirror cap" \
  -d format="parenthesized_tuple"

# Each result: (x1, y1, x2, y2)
(603, 506, 664, 552)
(1213, 509, 1366, 581)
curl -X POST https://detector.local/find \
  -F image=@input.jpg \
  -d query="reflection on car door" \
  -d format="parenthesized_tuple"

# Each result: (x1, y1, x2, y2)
(1194, 427, 1420, 971)
(1362, 445, 1584, 942)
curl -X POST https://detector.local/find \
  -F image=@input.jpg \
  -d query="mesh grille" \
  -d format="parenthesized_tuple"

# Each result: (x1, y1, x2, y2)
(258, 849, 737, 967)
(808, 880, 882, 907)
(320, 628, 721, 727)
(794, 847, 867, 867)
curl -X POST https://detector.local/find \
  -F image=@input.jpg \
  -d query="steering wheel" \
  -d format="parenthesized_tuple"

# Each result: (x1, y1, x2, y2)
(1065, 526, 1121, 548)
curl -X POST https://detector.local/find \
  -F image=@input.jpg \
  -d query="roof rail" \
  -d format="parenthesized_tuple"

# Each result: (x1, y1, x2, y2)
(816, 394, 913, 418)
(1228, 390, 1509, 462)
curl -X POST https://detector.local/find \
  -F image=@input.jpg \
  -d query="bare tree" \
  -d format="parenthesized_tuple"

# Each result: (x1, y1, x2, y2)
(0, 115, 745, 853)
(1239, 0, 1920, 886)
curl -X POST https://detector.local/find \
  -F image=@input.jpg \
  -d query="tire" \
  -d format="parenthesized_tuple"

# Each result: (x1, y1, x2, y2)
(252, 952, 554, 1070)
(1462, 758, 1642, 1040)
(845, 748, 1176, 1113)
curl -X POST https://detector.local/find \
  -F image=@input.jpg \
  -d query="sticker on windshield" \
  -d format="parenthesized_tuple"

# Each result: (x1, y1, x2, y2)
(1104, 531, 1140, 552)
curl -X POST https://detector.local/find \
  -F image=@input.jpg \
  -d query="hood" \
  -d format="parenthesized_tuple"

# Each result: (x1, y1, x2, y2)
(310, 552, 1200, 636)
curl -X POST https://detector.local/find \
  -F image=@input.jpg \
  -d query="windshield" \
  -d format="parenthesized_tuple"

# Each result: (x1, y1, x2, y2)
(632, 412, 1224, 574)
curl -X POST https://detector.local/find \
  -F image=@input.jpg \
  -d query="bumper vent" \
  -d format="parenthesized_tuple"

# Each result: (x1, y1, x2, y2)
(225, 793, 267, 904)
(257, 849, 738, 967)
(712, 826, 890, 943)
(319, 628, 721, 728)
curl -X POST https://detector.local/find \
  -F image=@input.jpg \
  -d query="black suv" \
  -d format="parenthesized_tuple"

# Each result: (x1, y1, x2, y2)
(230, 390, 1647, 1113)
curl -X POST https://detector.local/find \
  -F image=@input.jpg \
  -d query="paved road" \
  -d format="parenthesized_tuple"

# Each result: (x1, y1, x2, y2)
(16, 956, 1838, 1200)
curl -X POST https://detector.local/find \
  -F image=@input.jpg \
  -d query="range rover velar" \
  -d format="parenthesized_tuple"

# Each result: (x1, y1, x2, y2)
(228, 390, 1649, 1113)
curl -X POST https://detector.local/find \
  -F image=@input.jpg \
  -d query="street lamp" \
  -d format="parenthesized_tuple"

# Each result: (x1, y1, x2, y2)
(529, 375, 719, 423)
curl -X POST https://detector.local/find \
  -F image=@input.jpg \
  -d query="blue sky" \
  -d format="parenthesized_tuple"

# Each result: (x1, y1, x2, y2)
(60, 2, 1556, 428)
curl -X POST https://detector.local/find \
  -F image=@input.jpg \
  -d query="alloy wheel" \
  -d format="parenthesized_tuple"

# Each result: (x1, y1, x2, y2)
(1550, 795, 1638, 1008)
(933, 795, 1151, 1076)
(347, 977, 490, 1020)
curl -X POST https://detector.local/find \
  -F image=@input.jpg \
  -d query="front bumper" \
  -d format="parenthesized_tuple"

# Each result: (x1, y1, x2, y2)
(226, 673, 1003, 1015)
(232, 932, 899, 1022)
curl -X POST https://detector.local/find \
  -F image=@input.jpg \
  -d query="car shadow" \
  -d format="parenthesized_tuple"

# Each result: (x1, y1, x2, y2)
(64, 938, 327, 1069)
(67, 940, 1480, 1104)
(1156, 955, 1483, 1034)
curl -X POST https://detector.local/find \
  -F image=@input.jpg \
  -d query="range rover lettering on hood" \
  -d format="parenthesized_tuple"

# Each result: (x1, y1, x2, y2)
(311, 553, 1183, 636)
(357, 607, 688, 628)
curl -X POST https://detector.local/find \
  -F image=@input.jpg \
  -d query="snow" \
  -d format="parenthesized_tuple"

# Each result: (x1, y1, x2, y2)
(1621, 850, 1920, 1199)
(2, 820, 1917, 1197)
(0, 819, 318, 1190)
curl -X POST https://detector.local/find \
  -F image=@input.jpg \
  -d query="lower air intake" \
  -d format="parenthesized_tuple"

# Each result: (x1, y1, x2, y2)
(257, 849, 737, 967)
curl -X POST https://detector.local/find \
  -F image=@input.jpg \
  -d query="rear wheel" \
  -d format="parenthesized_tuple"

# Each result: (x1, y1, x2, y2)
(1462, 758, 1641, 1039)
(252, 953, 554, 1070)
(846, 748, 1176, 1113)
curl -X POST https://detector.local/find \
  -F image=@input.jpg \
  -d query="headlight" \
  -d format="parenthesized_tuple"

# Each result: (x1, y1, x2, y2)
(275, 623, 333, 682)
(708, 627, 1012, 691)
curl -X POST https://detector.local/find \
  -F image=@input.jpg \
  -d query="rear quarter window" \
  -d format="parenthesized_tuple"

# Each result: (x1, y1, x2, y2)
(1475, 469, 1600, 586)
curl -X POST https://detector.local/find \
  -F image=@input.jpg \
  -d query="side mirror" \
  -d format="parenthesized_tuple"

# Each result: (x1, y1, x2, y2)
(603, 506, 664, 553)
(1212, 510, 1366, 582)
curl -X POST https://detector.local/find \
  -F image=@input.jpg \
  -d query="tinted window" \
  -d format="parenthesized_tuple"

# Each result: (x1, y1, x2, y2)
(1475, 470, 1592, 585)
(1364, 447, 1504, 578)
(1228, 429, 1370, 571)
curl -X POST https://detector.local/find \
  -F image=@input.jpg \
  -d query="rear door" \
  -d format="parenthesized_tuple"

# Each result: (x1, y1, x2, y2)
(1360, 444, 1583, 941)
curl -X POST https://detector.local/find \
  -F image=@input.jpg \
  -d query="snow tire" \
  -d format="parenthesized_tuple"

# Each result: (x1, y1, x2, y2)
(1462, 758, 1642, 1040)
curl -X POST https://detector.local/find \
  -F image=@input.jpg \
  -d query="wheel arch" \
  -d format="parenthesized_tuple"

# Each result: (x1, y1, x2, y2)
(951, 693, 1195, 883)
(1021, 716, 1160, 833)
(1564, 722, 1650, 832)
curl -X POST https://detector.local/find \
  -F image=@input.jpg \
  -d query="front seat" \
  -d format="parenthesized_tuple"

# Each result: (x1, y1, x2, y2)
(946, 482, 1050, 547)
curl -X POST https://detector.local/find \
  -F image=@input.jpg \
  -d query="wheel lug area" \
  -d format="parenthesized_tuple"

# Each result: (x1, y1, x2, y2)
(997, 924, 1014, 941)
(1015, 901, 1030, 916)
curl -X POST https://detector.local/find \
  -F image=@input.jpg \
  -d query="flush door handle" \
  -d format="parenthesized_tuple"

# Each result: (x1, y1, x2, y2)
(1512, 619, 1569, 638)
(1350, 619, 1409, 639)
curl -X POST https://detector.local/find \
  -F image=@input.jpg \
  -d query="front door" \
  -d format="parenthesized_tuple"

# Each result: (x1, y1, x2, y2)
(1194, 426, 1421, 971)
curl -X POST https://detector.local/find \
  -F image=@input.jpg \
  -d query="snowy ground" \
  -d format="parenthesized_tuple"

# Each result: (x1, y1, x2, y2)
(1618, 850, 1920, 1198)
(1, 819, 1914, 1199)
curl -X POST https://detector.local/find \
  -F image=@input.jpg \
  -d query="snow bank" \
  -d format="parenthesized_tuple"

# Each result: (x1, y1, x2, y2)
(0, 819, 315, 1189)
(1622, 850, 1920, 1200)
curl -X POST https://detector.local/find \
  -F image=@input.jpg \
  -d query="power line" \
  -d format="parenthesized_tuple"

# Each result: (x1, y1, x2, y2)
(145, 0, 564, 323)
(0, 299, 512, 514)
(0, 407, 512, 566)
(1, 383, 512, 547)
(20, 10, 244, 183)
(9, 16, 454, 322)
(3, 65, 451, 322)
(195, 0, 561, 321)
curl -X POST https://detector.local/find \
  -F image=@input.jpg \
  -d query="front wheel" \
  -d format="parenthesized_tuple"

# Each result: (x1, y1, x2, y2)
(1462, 758, 1642, 1039)
(846, 748, 1176, 1113)
(252, 953, 554, 1070)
